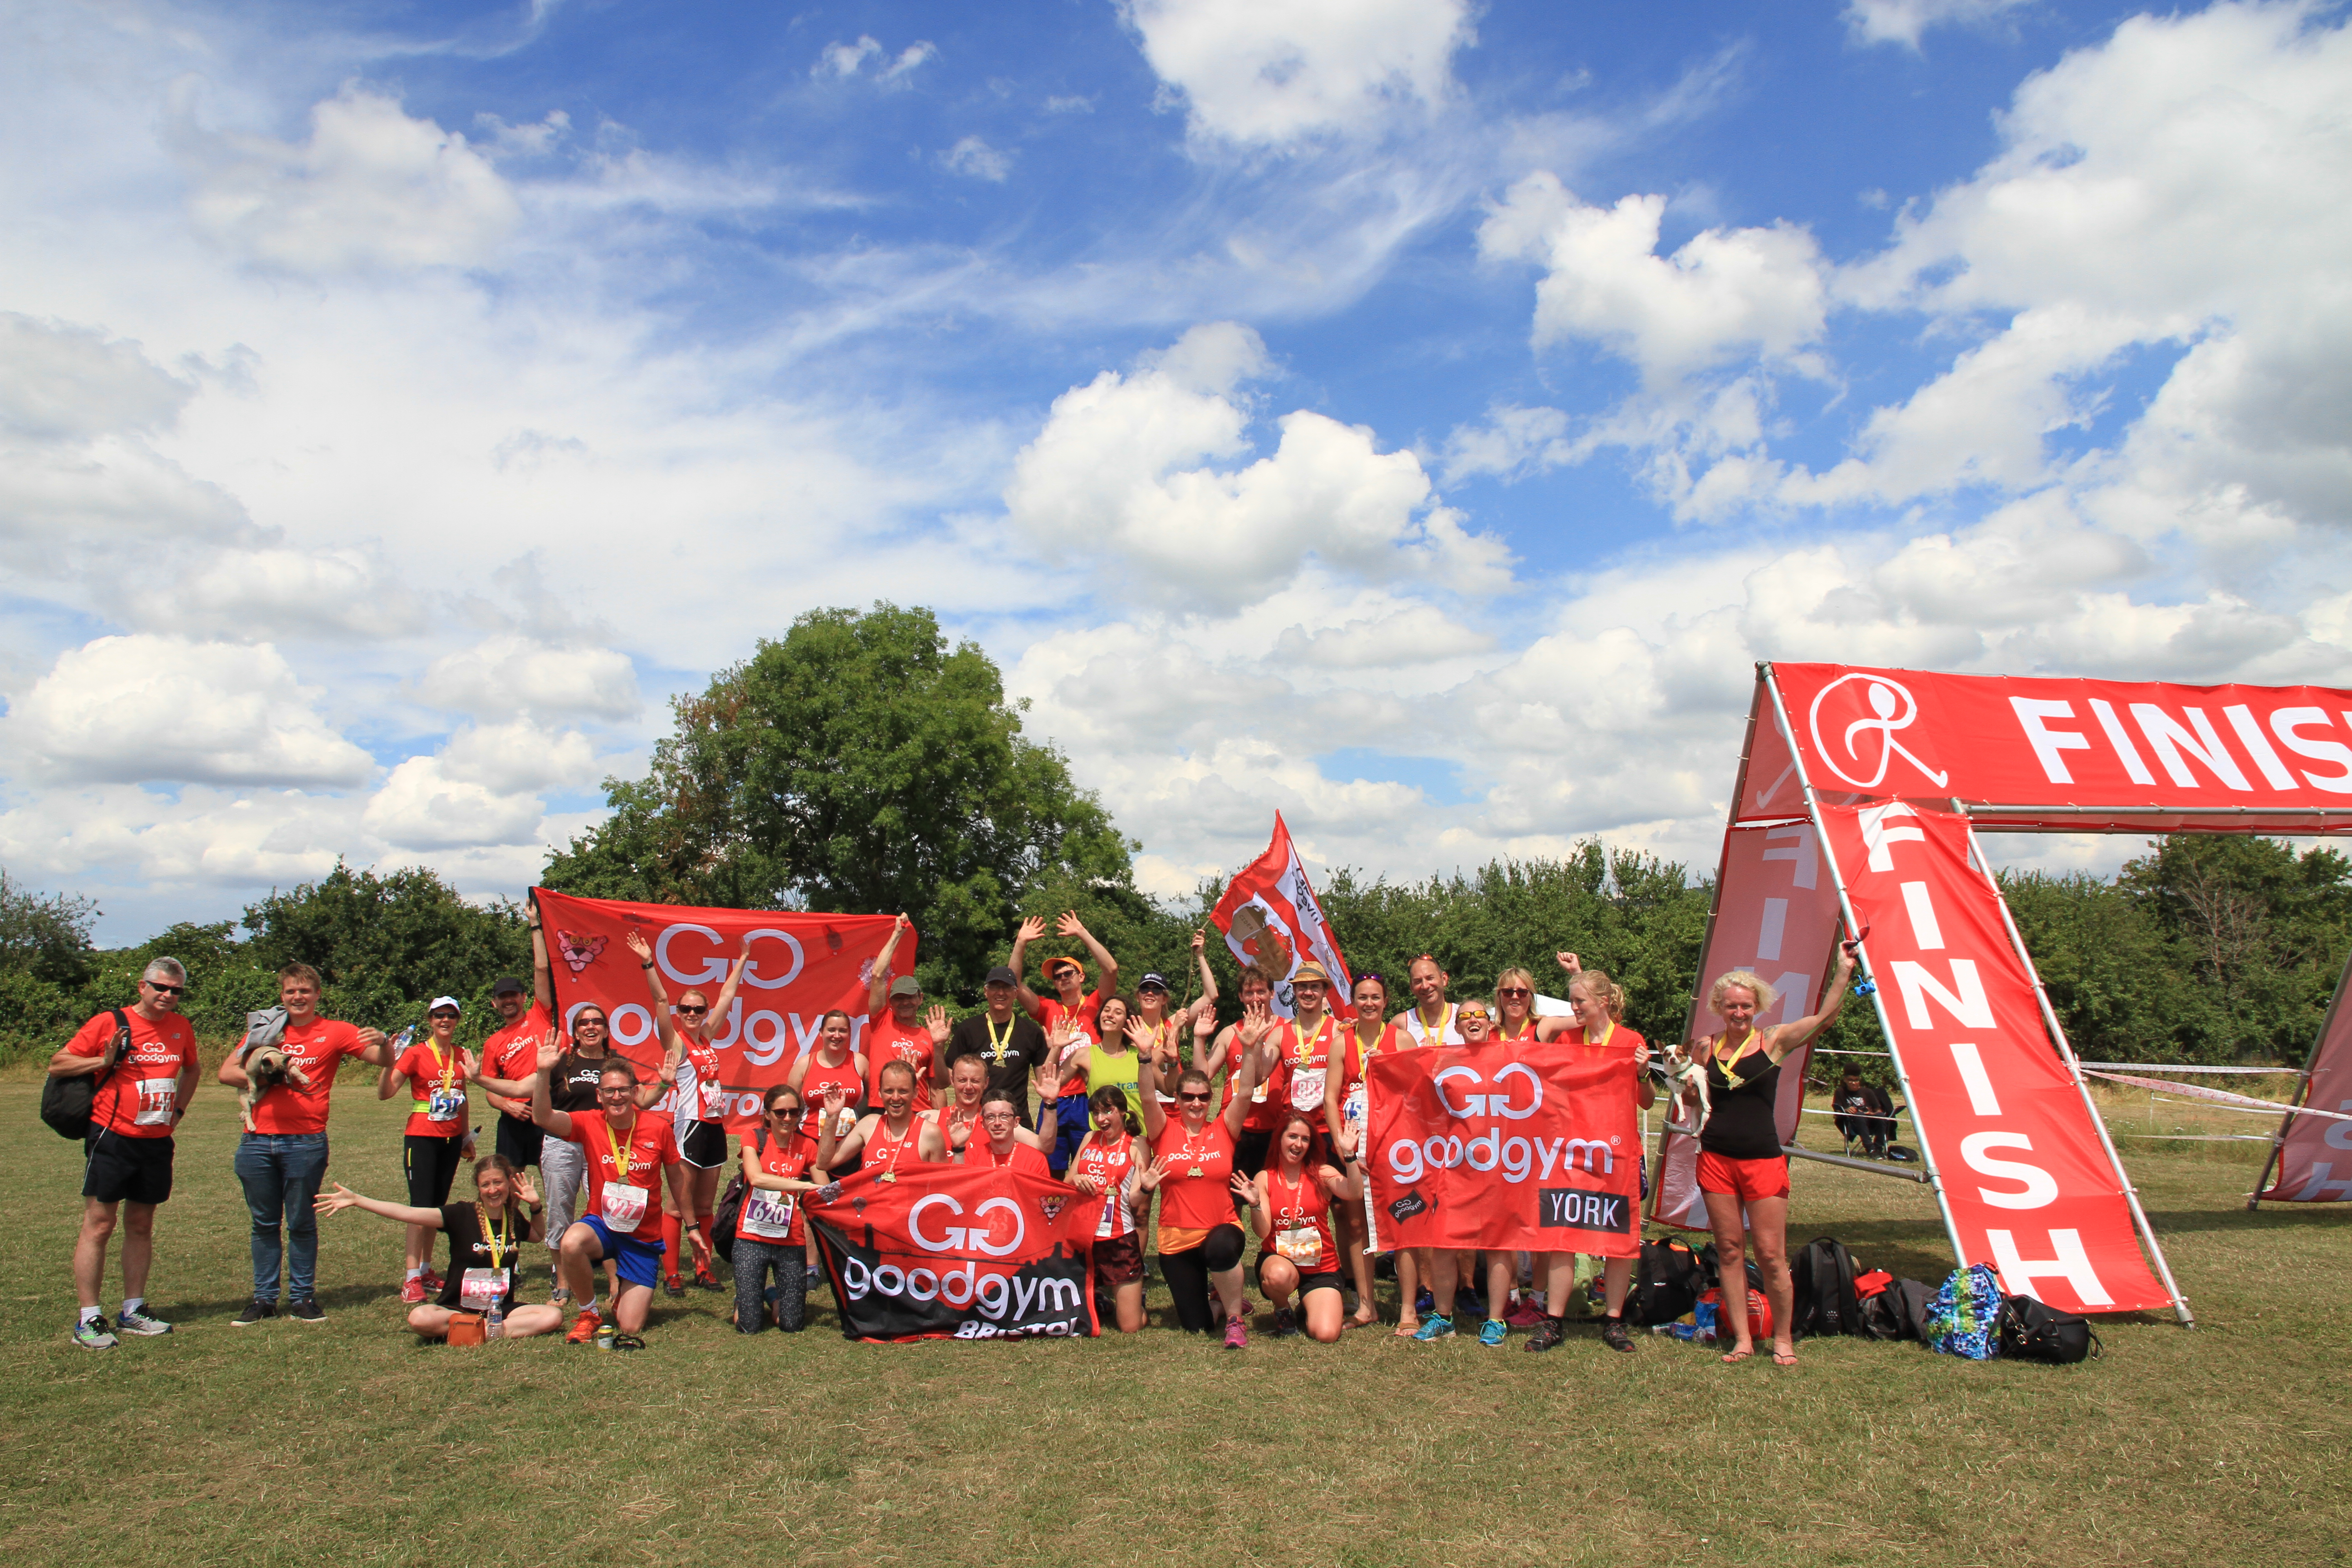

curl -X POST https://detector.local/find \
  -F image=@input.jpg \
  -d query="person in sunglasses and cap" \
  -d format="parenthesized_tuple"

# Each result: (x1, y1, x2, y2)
(379, 995, 479, 1303)
(1009, 912, 1118, 1176)
(942, 964, 1058, 1145)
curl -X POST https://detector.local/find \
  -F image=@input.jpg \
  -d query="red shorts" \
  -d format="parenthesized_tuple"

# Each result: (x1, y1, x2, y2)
(1698, 1151, 1790, 1202)
(1090, 1232, 1146, 1285)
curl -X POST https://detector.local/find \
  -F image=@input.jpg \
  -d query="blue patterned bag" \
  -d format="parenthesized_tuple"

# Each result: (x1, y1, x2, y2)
(1927, 1263, 2004, 1359)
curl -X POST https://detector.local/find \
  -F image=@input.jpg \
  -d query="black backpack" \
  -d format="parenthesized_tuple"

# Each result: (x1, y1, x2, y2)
(1996, 1294, 2101, 1364)
(1859, 1277, 1936, 1343)
(1623, 1238, 1705, 1326)
(40, 1009, 128, 1141)
(1789, 1236, 1863, 1338)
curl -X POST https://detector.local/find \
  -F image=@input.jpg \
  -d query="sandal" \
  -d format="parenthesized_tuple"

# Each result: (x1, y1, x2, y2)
(1720, 1346, 1754, 1364)
(1771, 1348, 1799, 1367)
(1393, 1318, 1422, 1339)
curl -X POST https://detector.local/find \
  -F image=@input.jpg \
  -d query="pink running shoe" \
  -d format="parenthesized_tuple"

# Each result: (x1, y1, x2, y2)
(1223, 1318, 1248, 1350)
(1505, 1298, 1547, 1328)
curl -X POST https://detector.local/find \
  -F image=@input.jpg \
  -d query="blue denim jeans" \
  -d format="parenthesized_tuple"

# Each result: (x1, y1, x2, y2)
(234, 1132, 330, 1301)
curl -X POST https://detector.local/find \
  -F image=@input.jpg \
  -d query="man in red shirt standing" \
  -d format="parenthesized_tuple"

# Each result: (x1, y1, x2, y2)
(478, 909, 557, 1176)
(49, 957, 203, 1349)
(1009, 911, 1118, 1176)
(863, 915, 940, 1112)
(529, 1040, 697, 1346)
(216, 962, 392, 1325)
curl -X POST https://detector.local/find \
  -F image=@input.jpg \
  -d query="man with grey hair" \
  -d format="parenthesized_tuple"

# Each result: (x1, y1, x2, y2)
(49, 957, 202, 1348)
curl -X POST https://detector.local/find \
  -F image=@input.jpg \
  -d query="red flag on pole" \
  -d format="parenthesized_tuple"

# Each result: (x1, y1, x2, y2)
(1210, 813, 1354, 1016)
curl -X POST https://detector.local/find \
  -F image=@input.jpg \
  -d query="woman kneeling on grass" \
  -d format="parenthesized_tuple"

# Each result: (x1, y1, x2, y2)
(314, 1155, 562, 1340)
(1244, 1109, 1362, 1343)
(734, 1083, 833, 1334)
(1066, 1083, 1158, 1333)
(1140, 1007, 1271, 1348)
(1695, 939, 1857, 1368)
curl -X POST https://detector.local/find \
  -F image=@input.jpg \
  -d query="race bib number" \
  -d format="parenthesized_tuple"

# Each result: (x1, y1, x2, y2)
(697, 1078, 723, 1119)
(1288, 1067, 1327, 1112)
(1341, 1083, 1366, 1127)
(1275, 1225, 1323, 1268)
(740, 1190, 797, 1240)
(133, 1077, 178, 1127)
(834, 1106, 858, 1138)
(1250, 1079, 1270, 1104)
(427, 1088, 465, 1122)
(459, 1268, 509, 1309)
(600, 1181, 649, 1233)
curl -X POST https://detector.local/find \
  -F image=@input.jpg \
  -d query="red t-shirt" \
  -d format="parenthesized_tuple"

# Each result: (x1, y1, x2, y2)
(1152, 1118, 1237, 1231)
(393, 1040, 469, 1137)
(566, 1107, 679, 1243)
(1263, 1161, 1337, 1273)
(1029, 989, 1103, 1097)
(798, 1053, 865, 1138)
(247, 1017, 369, 1135)
(860, 1112, 929, 1180)
(740, 1130, 818, 1246)
(1220, 1024, 1284, 1133)
(1333, 1022, 1399, 1139)
(862, 1011, 937, 1110)
(67, 1008, 198, 1140)
(1071, 1132, 1139, 1238)
(968, 1138, 1050, 1176)
(480, 1004, 551, 1116)
(936, 1102, 985, 1161)
(1265, 1013, 1340, 1117)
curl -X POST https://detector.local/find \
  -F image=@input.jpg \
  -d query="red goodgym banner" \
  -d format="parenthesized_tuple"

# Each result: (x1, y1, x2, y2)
(1365, 1043, 1641, 1256)
(531, 889, 901, 1130)
(1751, 665, 2352, 830)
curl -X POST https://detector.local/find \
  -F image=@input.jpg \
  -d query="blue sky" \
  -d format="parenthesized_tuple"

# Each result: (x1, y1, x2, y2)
(4, 0, 2349, 943)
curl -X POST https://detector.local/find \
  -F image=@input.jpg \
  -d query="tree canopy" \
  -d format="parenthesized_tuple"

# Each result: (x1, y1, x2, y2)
(540, 602, 1136, 996)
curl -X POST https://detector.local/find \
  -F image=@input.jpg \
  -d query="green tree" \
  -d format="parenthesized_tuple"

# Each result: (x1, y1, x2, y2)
(543, 603, 1137, 997)
(0, 867, 98, 987)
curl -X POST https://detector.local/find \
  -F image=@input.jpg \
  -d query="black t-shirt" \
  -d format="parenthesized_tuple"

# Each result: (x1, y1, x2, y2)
(1700, 1048, 1784, 1160)
(1833, 1083, 1893, 1117)
(945, 1013, 1050, 1111)
(436, 1201, 533, 1308)
(552, 1049, 612, 1114)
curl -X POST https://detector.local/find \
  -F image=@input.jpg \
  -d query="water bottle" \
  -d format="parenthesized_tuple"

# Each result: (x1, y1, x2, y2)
(485, 1295, 504, 1340)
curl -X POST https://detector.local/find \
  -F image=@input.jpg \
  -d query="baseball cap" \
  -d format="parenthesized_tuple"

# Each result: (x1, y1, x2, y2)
(1136, 972, 1170, 993)
(490, 976, 526, 996)
(1044, 955, 1084, 977)
(888, 975, 923, 999)
(1291, 961, 1331, 985)
(428, 995, 464, 1014)
(985, 965, 1019, 987)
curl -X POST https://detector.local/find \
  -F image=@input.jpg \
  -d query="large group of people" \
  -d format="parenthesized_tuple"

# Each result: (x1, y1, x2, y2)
(52, 904, 1861, 1367)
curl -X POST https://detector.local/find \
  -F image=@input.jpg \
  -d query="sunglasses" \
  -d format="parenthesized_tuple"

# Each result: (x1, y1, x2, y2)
(1176, 1091, 1211, 1103)
(676, 1004, 708, 1016)
(146, 982, 185, 995)
(1498, 988, 1531, 998)
(575, 1017, 608, 1029)
(768, 1106, 799, 1119)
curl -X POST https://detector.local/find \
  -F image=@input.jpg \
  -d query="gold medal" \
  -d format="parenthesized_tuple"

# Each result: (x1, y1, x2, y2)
(877, 1170, 897, 1183)
(1188, 1165, 1204, 1178)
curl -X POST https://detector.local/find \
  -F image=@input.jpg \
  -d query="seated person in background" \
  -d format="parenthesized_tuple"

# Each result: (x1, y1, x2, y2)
(1830, 1066, 1896, 1156)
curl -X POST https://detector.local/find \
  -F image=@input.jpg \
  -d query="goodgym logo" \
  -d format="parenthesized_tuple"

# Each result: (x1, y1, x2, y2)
(1806, 672, 1950, 791)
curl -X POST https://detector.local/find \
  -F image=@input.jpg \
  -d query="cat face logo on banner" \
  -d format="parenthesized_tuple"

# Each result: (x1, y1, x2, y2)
(1807, 672, 1950, 790)
(554, 931, 607, 975)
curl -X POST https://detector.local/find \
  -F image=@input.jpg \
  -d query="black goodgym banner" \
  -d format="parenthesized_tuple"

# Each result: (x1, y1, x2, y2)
(808, 1161, 1099, 1342)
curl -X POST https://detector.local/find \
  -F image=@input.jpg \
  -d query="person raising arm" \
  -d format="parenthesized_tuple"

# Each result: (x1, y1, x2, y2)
(864, 916, 942, 1110)
(1011, 912, 1118, 1176)
(623, 927, 747, 1296)
(1141, 1004, 1272, 1347)
(314, 1155, 562, 1341)
(476, 906, 558, 1183)
(377, 996, 476, 1304)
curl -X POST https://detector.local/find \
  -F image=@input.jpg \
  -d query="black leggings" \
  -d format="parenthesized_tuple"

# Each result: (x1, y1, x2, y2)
(1158, 1224, 1246, 1333)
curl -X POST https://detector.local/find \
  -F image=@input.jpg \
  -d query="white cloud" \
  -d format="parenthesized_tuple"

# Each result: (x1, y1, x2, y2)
(1274, 604, 1494, 667)
(436, 719, 601, 795)
(1480, 173, 1828, 386)
(178, 84, 520, 274)
(1004, 323, 1510, 609)
(942, 136, 1011, 182)
(412, 634, 641, 723)
(1120, 0, 1474, 146)
(1844, 0, 2033, 49)
(123, 545, 426, 640)
(361, 755, 544, 850)
(3, 634, 375, 787)
(0, 313, 193, 440)
(815, 36, 936, 83)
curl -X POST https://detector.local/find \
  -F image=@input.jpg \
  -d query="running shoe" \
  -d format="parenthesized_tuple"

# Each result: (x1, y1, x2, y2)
(693, 1263, 724, 1292)
(115, 1307, 173, 1336)
(662, 1273, 686, 1298)
(231, 1298, 277, 1327)
(1271, 1306, 1300, 1339)
(1504, 1298, 1547, 1328)
(1601, 1316, 1636, 1354)
(420, 1269, 445, 1292)
(1478, 1318, 1509, 1347)
(1522, 1316, 1566, 1353)
(400, 1277, 429, 1304)
(286, 1297, 325, 1323)
(1223, 1318, 1248, 1350)
(1414, 1287, 1436, 1315)
(72, 1317, 117, 1351)
(566, 1308, 603, 1345)
(1412, 1313, 1455, 1342)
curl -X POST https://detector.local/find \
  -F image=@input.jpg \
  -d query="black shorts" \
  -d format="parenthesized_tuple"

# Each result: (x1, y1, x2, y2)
(83, 1131, 173, 1206)
(1235, 1128, 1273, 1178)
(678, 1119, 728, 1170)
(1257, 1252, 1343, 1295)
(1091, 1232, 1146, 1285)
(494, 1115, 544, 1170)
(404, 1133, 467, 1208)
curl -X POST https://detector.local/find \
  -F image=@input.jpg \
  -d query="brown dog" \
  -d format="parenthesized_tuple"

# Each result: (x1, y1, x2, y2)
(238, 1045, 312, 1132)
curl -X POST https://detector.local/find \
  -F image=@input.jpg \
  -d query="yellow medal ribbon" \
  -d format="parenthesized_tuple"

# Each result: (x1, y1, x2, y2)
(602, 1117, 637, 1186)
(984, 1013, 1017, 1065)
(476, 1200, 513, 1273)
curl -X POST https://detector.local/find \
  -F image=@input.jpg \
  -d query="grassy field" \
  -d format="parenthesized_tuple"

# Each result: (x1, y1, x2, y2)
(3, 1073, 2346, 1568)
